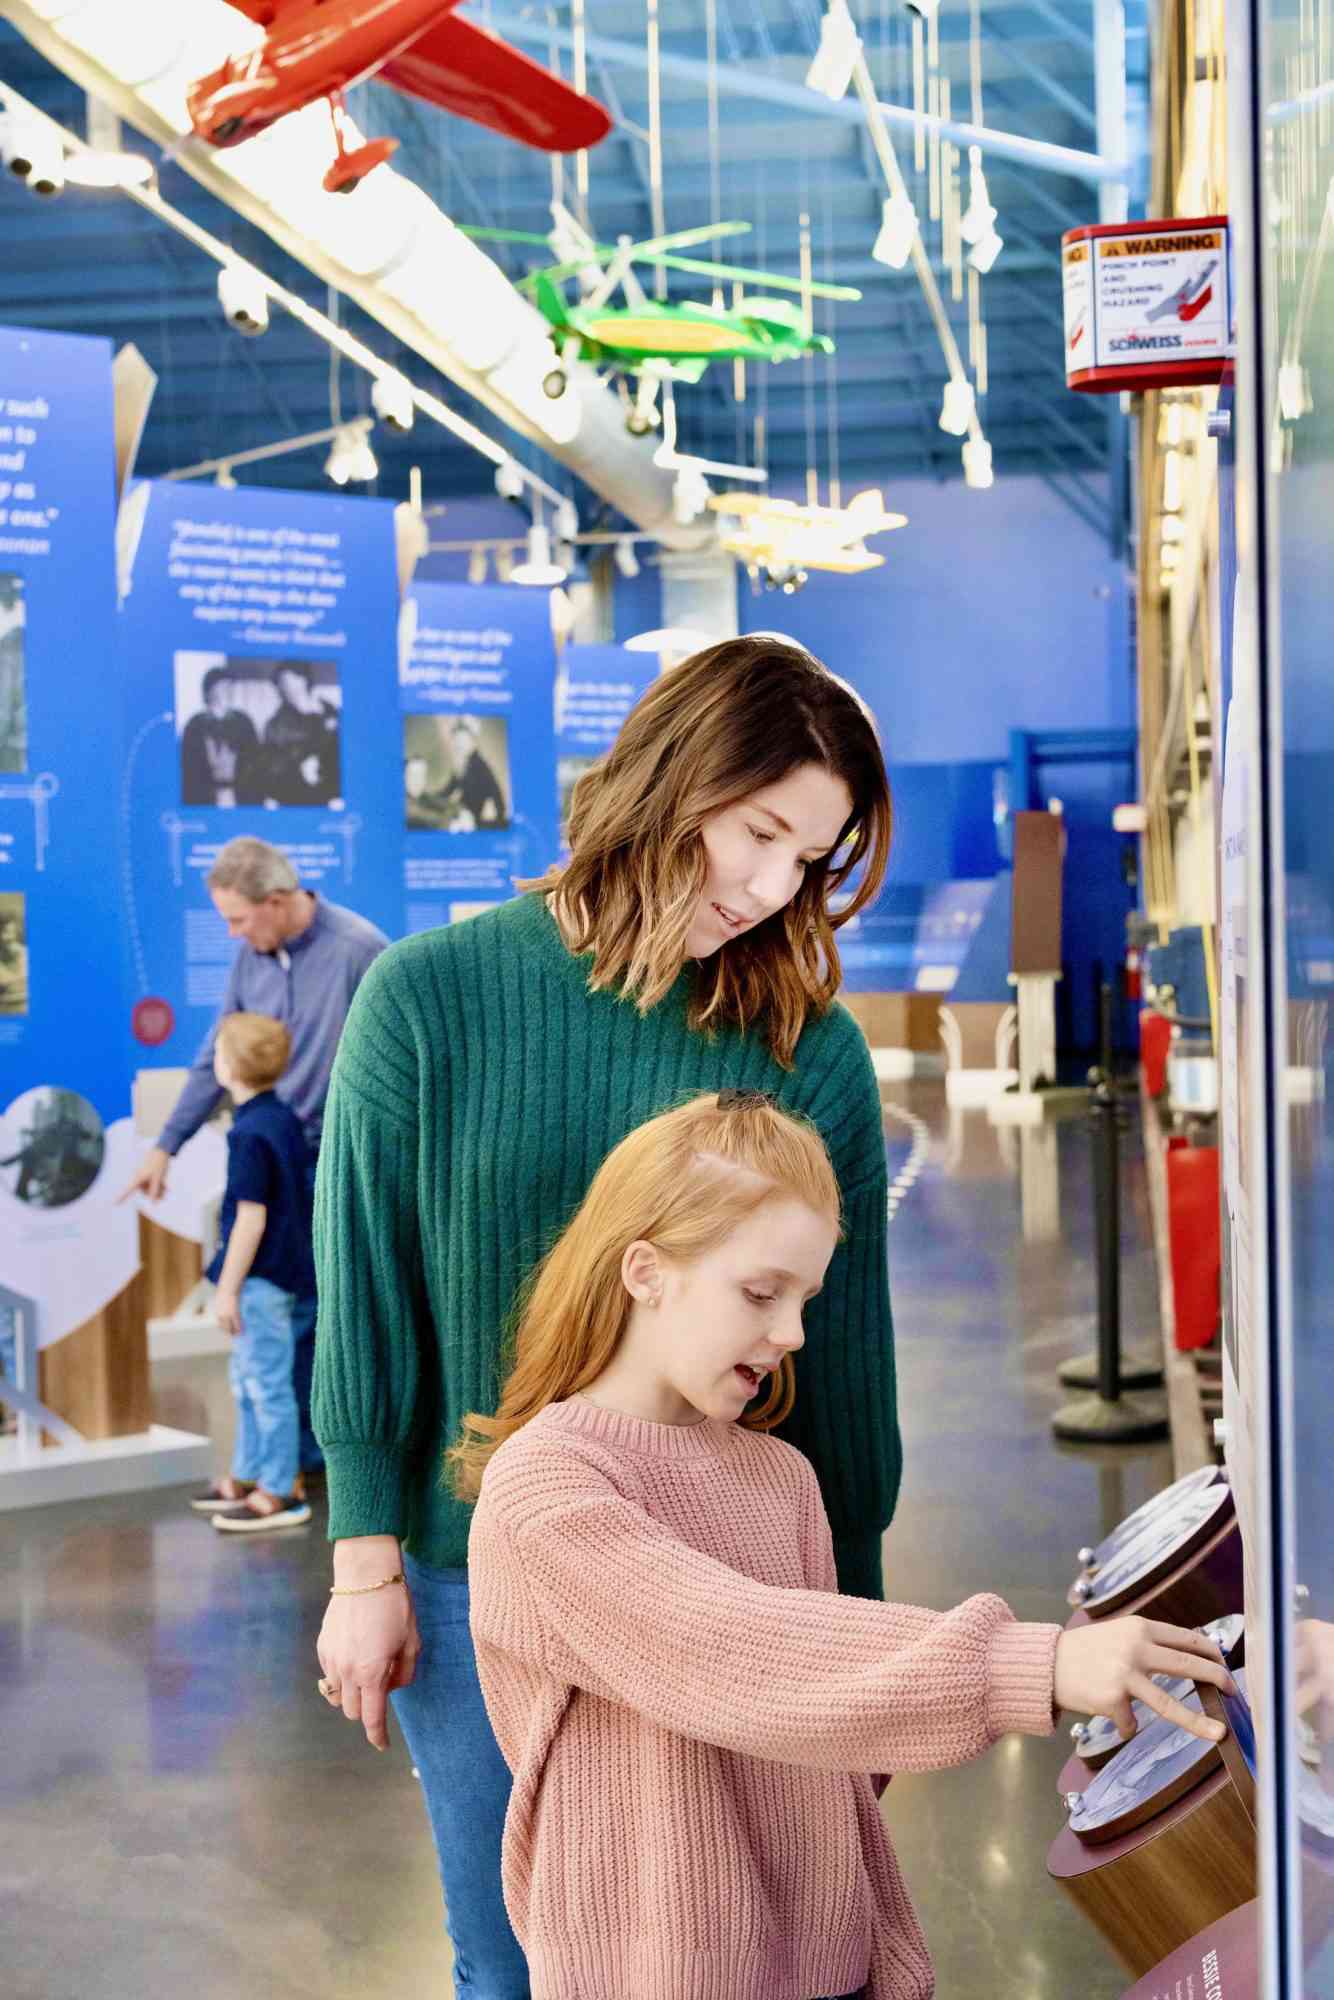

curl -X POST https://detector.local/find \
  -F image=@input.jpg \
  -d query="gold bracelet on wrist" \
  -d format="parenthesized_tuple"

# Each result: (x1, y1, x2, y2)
(329, 1570, 407, 1596)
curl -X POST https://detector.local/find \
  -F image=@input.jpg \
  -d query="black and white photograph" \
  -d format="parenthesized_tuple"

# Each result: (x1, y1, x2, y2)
(0, 570, 26, 774)
(0, 1085, 104, 1209)
(174, 652, 343, 809)
(0, 891, 27, 1017)
(403, 713, 510, 832)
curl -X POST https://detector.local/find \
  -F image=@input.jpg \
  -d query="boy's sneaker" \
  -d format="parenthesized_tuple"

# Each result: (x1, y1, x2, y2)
(190, 1483, 254, 1514)
(212, 1495, 312, 1534)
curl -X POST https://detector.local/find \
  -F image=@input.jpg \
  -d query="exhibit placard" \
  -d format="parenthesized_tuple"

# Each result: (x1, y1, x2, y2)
(556, 643, 657, 852)
(400, 581, 559, 931)
(0, 326, 137, 1347)
(117, 478, 405, 1074)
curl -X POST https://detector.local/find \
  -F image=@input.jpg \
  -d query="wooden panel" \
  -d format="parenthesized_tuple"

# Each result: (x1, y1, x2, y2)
(38, 1269, 151, 1440)
(1011, 810, 1065, 974)
(842, 991, 941, 1051)
(138, 1211, 203, 1322)
(947, 1000, 1012, 1068)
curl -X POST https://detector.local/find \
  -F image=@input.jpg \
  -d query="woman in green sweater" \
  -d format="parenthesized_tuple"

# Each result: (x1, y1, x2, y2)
(313, 635, 897, 2000)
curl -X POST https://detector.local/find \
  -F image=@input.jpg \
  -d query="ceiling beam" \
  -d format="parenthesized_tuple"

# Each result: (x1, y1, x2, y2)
(481, 13, 1127, 185)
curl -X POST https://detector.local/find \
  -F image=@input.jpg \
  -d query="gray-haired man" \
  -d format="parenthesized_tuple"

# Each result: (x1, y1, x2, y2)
(122, 836, 389, 1472)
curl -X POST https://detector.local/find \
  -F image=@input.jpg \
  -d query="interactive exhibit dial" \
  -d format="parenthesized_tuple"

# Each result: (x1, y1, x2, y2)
(1067, 1470, 1241, 1628)
(1048, 1670, 1256, 1977)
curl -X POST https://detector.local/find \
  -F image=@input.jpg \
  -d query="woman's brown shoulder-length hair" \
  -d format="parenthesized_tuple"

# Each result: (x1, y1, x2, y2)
(522, 635, 891, 1068)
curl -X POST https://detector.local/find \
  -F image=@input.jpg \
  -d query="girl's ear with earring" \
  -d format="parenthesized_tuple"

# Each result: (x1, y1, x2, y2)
(622, 1240, 663, 1309)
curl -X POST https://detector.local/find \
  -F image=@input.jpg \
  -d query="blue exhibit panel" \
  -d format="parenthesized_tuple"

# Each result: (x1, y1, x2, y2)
(556, 643, 657, 852)
(0, 326, 124, 1123)
(400, 582, 560, 933)
(838, 879, 998, 996)
(118, 479, 404, 1072)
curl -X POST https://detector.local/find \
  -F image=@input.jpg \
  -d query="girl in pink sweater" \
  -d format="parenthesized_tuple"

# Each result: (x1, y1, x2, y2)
(454, 1093, 1235, 2000)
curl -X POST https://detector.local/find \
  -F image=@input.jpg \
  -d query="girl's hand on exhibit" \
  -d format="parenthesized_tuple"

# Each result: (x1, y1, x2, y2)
(1054, 1616, 1237, 1745)
(316, 1534, 420, 1753)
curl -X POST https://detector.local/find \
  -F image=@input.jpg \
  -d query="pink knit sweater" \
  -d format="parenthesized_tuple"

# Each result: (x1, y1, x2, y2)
(468, 1398, 1061, 2000)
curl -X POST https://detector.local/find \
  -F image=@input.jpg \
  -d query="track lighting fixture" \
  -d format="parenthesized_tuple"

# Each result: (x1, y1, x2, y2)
(938, 378, 976, 437)
(871, 191, 919, 270)
(510, 523, 567, 587)
(805, 0, 861, 101)
(324, 421, 379, 486)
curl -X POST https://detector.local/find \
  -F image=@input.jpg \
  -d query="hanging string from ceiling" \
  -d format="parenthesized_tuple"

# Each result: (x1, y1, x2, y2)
(645, 0, 668, 301)
(822, 182, 842, 511)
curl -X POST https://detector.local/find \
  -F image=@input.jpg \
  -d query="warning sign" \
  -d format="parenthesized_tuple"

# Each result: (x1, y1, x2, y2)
(1062, 217, 1232, 393)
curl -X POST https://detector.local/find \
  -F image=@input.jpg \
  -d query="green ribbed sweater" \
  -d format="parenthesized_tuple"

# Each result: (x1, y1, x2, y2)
(312, 891, 901, 1599)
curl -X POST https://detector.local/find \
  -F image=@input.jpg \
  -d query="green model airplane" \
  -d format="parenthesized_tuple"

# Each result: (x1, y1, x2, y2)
(463, 209, 861, 432)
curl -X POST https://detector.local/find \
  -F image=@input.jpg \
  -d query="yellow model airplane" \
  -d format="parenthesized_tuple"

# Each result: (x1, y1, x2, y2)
(709, 487, 908, 589)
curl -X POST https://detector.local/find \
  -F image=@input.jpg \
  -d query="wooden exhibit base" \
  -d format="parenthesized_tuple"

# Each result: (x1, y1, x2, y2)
(1048, 1760, 1256, 1977)
(1050, 1667, 1257, 1978)
(842, 992, 943, 1075)
(38, 1266, 151, 1440)
(138, 1210, 204, 1323)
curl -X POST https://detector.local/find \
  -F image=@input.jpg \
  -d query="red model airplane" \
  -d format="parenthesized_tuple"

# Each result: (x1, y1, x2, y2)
(188, 0, 614, 194)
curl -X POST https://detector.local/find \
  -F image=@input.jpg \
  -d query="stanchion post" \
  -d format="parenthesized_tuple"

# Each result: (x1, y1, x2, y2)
(1052, 990, 1169, 1443)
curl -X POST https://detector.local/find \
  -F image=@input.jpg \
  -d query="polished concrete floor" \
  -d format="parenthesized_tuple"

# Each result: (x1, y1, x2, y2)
(2, 1083, 1173, 2000)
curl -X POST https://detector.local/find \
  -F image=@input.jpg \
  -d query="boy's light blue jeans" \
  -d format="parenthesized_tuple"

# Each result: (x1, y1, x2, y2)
(391, 1556, 530, 1999)
(228, 1275, 300, 1498)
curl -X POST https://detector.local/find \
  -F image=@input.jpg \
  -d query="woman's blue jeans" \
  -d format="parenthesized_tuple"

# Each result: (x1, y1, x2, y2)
(391, 1555, 530, 1999)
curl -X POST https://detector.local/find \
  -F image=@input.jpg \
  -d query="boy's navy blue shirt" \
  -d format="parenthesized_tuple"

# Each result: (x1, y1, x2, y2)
(207, 1091, 315, 1297)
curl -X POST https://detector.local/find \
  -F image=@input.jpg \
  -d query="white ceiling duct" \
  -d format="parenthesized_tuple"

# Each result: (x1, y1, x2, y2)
(5, 0, 712, 549)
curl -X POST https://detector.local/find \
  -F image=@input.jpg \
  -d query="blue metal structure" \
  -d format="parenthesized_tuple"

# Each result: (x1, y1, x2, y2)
(0, 1, 1148, 516)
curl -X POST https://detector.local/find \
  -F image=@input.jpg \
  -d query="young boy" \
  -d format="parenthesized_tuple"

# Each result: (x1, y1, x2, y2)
(190, 1012, 314, 1534)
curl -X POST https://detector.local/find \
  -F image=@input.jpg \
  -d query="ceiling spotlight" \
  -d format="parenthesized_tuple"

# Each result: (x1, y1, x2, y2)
(510, 523, 568, 587)
(468, 545, 489, 585)
(614, 537, 641, 579)
(959, 148, 997, 248)
(495, 458, 526, 500)
(215, 463, 237, 490)
(324, 422, 378, 486)
(64, 149, 153, 190)
(904, 0, 938, 16)
(805, 0, 861, 101)
(554, 496, 579, 542)
(371, 371, 414, 432)
(495, 544, 516, 582)
(624, 626, 717, 656)
(962, 436, 994, 489)
(871, 191, 918, 270)
(939, 377, 976, 436)
(967, 228, 1004, 275)
(217, 262, 269, 336)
